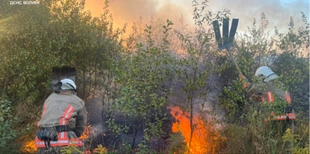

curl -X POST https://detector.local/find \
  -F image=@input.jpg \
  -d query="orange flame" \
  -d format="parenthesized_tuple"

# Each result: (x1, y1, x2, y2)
(20, 141, 37, 154)
(169, 106, 224, 154)
(20, 125, 91, 153)
(79, 125, 91, 140)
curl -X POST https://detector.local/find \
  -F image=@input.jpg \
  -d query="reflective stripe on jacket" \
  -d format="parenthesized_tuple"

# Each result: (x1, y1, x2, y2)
(275, 113, 296, 121)
(35, 91, 87, 148)
(266, 92, 274, 102)
(262, 91, 290, 104)
(244, 79, 295, 121)
(245, 80, 291, 104)
(34, 135, 83, 147)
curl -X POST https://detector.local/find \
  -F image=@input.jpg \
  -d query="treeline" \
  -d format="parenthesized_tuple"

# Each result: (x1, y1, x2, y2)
(0, 0, 308, 153)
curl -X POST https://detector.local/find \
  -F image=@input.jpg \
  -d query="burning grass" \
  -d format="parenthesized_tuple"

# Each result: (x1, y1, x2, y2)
(20, 140, 37, 154)
(168, 105, 225, 154)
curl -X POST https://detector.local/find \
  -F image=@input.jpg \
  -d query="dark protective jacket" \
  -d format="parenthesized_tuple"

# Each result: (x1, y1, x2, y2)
(246, 80, 291, 103)
(34, 91, 87, 148)
(241, 76, 295, 120)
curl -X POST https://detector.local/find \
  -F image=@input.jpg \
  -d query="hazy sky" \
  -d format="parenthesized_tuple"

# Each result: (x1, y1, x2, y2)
(85, 0, 309, 35)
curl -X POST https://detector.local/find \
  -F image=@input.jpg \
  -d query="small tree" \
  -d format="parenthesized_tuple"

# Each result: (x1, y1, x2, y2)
(105, 20, 175, 153)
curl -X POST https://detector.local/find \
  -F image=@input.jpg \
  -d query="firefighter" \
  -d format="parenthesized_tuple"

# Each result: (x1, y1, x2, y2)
(239, 66, 295, 132)
(35, 78, 87, 154)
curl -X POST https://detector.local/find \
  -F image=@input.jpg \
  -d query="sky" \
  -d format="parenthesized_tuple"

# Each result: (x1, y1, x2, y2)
(85, 0, 309, 36)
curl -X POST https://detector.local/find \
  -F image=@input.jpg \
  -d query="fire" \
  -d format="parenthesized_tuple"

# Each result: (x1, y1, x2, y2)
(79, 125, 91, 140)
(20, 141, 37, 154)
(20, 125, 91, 153)
(169, 106, 224, 154)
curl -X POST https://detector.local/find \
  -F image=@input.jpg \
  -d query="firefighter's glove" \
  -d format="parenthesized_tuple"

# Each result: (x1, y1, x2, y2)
(68, 117, 76, 129)
(239, 73, 246, 81)
(251, 95, 263, 102)
(239, 73, 250, 89)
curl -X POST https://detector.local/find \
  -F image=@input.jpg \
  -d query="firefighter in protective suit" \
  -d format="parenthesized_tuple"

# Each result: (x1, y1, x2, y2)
(35, 79, 87, 154)
(239, 66, 295, 133)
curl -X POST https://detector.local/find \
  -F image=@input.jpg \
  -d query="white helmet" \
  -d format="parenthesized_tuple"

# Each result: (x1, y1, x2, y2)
(255, 66, 279, 82)
(60, 78, 77, 91)
(255, 66, 275, 78)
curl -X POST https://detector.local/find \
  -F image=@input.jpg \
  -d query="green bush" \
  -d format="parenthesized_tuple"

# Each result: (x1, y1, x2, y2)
(0, 98, 19, 153)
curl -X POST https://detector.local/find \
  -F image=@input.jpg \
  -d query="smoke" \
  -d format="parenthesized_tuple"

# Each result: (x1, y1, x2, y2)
(85, 0, 309, 35)
(83, 0, 309, 148)
(207, 0, 309, 33)
(85, 0, 194, 34)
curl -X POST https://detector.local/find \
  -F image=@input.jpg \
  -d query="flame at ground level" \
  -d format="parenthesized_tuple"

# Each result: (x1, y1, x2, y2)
(20, 125, 91, 153)
(20, 140, 37, 154)
(168, 106, 225, 154)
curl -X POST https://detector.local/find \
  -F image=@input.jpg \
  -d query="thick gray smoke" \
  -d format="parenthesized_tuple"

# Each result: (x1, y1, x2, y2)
(85, 0, 309, 35)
